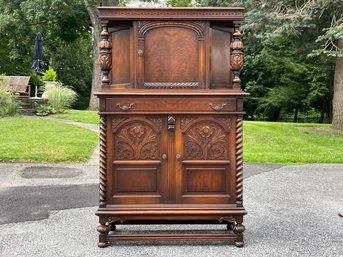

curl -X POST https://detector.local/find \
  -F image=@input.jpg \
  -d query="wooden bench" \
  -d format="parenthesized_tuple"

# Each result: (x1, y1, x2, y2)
(1, 76, 31, 98)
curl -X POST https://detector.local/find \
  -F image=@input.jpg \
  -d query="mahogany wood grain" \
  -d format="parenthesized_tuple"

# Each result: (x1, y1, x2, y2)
(96, 7, 246, 248)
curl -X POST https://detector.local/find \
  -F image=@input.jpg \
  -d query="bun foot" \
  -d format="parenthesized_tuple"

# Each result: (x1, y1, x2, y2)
(98, 241, 109, 248)
(235, 241, 244, 247)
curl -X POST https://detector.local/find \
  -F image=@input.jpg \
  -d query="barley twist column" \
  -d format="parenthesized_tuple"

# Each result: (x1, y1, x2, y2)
(99, 115, 107, 208)
(235, 116, 243, 207)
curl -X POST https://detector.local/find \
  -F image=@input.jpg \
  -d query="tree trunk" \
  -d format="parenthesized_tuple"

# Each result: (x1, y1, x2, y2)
(293, 108, 298, 123)
(86, 0, 119, 110)
(332, 40, 343, 130)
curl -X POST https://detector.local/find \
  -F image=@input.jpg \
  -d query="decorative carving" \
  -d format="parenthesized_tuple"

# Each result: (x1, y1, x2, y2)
(138, 21, 205, 38)
(144, 82, 199, 89)
(108, 217, 124, 224)
(111, 118, 127, 131)
(230, 22, 244, 89)
(115, 122, 160, 160)
(180, 117, 197, 129)
(214, 117, 231, 130)
(99, 116, 107, 208)
(218, 216, 236, 224)
(99, 8, 244, 20)
(168, 115, 176, 131)
(97, 224, 110, 234)
(147, 117, 163, 129)
(235, 116, 243, 206)
(184, 122, 227, 160)
(233, 223, 245, 233)
(99, 22, 112, 87)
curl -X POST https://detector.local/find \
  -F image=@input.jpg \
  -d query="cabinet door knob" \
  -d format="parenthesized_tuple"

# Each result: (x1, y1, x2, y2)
(208, 103, 226, 111)
(176, 154, 182, 160)
(138, 50, 144, 56)
(116, 103, 134, 111)
(162, 153, 168, 161)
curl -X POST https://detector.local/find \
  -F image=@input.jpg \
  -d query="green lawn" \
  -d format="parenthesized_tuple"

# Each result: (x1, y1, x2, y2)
(1, 113, 342, 164)
(0, 117, 98, 162)
(244, 121, 343, 164)
(52, 109, 99, 124)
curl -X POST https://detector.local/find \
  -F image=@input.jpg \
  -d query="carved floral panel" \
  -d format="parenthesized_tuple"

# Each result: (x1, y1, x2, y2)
(183, 121, 228, 160)
(114, 121, 160, 160)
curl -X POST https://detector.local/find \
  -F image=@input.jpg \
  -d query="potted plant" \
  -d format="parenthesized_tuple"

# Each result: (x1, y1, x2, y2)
(41, 66, 57, 88)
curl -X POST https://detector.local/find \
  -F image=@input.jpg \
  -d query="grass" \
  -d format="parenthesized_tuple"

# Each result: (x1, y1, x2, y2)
(244, 121, 343, 164)
(0, 117, 98, 162)
(52, 109, 99, 124)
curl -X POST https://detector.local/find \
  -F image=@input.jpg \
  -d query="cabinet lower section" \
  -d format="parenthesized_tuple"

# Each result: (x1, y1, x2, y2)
(96, 204, 246, 247)
(96, 94, 247, 247)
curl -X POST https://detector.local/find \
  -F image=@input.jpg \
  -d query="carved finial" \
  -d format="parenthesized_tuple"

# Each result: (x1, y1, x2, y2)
(99, 21, 112, 88)
(230, 22, 244, 89)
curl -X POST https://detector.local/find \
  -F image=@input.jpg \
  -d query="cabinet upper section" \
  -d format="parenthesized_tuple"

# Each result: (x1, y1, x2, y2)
(97, 8, 244, 91)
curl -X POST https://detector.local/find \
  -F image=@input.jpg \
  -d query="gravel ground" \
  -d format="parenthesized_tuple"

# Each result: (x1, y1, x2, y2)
(0, 164, 342, 257)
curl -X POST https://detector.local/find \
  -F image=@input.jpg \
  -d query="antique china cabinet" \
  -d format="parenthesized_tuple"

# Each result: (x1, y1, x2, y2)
(95, 7, 247, 247)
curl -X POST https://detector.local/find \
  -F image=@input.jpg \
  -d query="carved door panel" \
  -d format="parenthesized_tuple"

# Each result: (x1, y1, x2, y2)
(109, 116, 168, 204)
(136, 21, 206, 89)
(175, 116, 235, 204)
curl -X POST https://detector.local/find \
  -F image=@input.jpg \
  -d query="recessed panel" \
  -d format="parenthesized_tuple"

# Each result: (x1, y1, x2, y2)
(116, 167, 158, 192)
(211, 28, 231, 88)
(111, 28, 131, 85)
(144, 27, 199, 83)
(185, 167, 226, 192)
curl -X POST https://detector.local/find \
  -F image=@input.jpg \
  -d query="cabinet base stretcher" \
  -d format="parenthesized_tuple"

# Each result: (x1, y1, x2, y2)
(96, 207, 246, 248)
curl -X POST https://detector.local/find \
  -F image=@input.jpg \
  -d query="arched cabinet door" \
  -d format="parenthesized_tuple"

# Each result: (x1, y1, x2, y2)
(175, 116, 235, 204)
(136, 21, 207, 89)
(109, 116, 168, 204)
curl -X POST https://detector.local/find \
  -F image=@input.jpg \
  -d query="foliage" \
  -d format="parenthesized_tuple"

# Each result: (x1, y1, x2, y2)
(43, 82, 77, 113)
(0, 0, 92, 109)
(0, 87, 18, 117)
(52, 109, 99, 124)
(41, 66, 57, 81)
(35, 105, 56, 116)
(0, 117, 98, 162)
(244, 121, 343, 164)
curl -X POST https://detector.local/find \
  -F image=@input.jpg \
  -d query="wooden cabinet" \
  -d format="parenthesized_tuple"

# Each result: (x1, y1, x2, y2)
(95, 7, 247, 247)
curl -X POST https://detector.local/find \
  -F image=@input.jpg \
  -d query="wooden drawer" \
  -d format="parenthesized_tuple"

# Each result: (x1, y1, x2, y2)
(105, 97, 238, 113)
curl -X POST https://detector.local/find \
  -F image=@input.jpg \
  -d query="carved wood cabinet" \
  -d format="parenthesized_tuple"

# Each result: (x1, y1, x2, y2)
(95, 7, 247, 247)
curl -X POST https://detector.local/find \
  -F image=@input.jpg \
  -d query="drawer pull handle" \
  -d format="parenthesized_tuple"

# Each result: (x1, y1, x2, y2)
(208, 103, 226, 111)
(116, 103, 134, 111)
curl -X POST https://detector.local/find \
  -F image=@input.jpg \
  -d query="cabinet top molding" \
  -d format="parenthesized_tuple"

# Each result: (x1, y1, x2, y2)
(98, 7, 244, 21)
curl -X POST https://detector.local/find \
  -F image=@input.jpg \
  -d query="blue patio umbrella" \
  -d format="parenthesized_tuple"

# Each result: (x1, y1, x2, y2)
(31, 32, 43, 72)
(31, 32, 43, 98)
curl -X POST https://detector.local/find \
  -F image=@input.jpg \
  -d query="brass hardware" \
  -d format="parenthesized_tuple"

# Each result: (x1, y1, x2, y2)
(138, 50, 144, 56)
(116, 103, 134, 111)
(176, 154, 182, 160)
(208, 103, 226, 111)
(162, 154, 168, 161)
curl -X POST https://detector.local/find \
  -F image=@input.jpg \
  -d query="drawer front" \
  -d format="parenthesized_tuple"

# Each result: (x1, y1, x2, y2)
(106, 97, 237, 113)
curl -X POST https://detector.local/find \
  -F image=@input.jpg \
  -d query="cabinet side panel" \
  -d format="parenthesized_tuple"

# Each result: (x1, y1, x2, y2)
(211, 28, 232, 89)
(111, 28, 131, 87)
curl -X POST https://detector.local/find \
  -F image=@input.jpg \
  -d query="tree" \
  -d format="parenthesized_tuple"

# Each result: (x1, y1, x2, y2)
(243, 0, 343, 127)
(85, 0, 119, 110)
(0, 0, 93, 108)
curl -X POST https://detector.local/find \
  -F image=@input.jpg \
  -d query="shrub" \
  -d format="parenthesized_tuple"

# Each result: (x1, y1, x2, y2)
(35, 105, 56, 116)
(43, 81, 77, 113)
(41, 66, 57, 81)
(0, 87, 18, 117)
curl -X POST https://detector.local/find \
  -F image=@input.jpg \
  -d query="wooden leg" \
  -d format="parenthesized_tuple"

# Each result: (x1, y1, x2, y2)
(233, 221, 245, 247)
(97, 218, 110, 248)
(226, 222, 234, 231)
